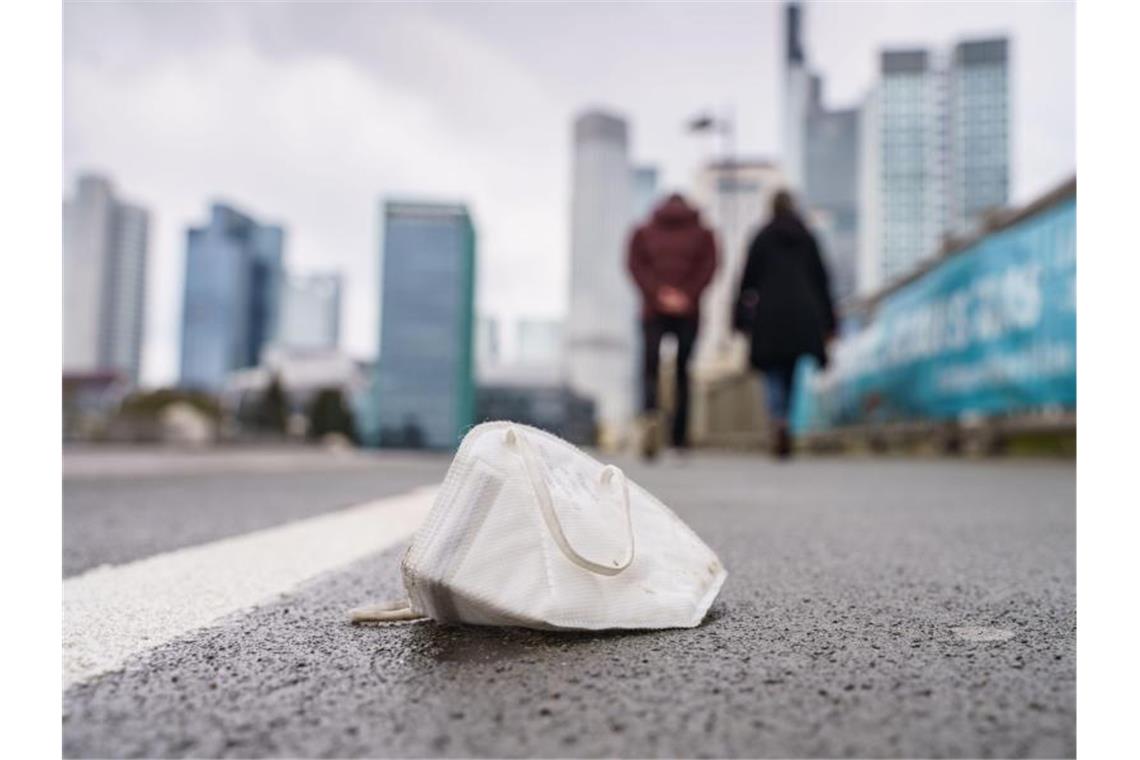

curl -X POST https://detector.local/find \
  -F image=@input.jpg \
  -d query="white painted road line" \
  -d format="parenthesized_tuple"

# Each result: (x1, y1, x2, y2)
(63, 447, 401, 480)
(63, 484, 438, 689)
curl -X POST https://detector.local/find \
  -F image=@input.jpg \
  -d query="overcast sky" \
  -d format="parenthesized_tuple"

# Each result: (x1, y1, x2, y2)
(63, 1, 1075, 387)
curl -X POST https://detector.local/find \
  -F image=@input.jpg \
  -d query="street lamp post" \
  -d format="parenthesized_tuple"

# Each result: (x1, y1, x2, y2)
(686, 109, 736, 268)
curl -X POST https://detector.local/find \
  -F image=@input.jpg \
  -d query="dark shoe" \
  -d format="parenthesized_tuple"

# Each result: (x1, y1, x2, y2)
(772, 422, 793, 460)
(777, 425, 793, 459)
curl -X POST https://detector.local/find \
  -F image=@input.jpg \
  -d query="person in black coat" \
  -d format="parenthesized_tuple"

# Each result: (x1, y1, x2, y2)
(733, 190, 836, 458)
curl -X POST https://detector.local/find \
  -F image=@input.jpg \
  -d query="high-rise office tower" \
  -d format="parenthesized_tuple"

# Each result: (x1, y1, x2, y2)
(63, 174, 150, 385)
(373, 201, 475, 449)
(858, 38, 1009, 295)
(781, 2, 809, 192)
(277, 274, 341, 351)
(804, 92, 860, 309)
(947, 39, 1010, 233)
(179, 204, 284, 391)
(866, 50, 948, 290)
(566, 110, 636, 439)
(783, 2, 860, 308)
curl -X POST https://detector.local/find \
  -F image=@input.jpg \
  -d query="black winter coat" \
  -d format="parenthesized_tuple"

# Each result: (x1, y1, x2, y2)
(734, 213, 837, 371)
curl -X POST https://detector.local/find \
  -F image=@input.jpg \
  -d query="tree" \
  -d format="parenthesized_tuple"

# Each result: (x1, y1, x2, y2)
(256, 373, 289, 435)
(307, 387, 356, 442)
(118, 388, 221, 422)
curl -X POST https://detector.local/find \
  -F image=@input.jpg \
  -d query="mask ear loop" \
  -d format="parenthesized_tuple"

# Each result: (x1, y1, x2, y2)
(348, 598, 425, 624)
(505, 425, 635, 576)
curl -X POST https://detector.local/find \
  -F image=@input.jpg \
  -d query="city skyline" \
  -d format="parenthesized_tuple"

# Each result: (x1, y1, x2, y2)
(64, 1, 1074, 386)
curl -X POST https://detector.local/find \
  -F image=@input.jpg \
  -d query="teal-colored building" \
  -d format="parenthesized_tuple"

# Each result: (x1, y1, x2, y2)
(180, 204, 284, 392)
(366, 201, 475, 449)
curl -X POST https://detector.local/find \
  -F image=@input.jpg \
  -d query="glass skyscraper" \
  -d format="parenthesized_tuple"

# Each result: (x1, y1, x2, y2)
(878, 50, 947, 287)
(372, 201, 475, 449)
(804, 102, 859, 308)
(179, 204, 284, 391)
(948, 39, 1010, 232)
(858, 37, 1009, 296)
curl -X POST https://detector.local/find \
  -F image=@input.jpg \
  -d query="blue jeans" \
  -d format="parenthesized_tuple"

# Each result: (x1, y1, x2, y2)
(762, 363, 797, 423)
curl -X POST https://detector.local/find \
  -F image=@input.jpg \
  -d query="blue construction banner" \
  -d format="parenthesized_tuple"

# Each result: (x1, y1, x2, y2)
(793, 194, 1076, 433)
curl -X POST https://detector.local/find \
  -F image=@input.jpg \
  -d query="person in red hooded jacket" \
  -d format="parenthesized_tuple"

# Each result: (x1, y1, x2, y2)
(627, 193, 718, 459)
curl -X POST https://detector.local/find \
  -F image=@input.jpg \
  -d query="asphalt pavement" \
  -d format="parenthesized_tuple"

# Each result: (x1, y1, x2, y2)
(62, 448, 1075, 758)
(63, 446, 449, 576)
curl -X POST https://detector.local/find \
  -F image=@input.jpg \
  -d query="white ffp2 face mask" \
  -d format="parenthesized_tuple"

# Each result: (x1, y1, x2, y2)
(351, 421, 727, 630)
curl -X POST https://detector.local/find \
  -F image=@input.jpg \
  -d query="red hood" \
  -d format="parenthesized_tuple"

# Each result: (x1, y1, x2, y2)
(652, 195, 701, 227)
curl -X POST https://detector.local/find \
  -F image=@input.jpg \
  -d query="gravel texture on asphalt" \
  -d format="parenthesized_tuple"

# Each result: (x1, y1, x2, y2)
(63, 454, 1075, 758)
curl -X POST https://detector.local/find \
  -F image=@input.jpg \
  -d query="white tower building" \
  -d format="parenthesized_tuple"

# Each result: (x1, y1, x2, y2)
(63, 174, 149, 384)
(566, 110, 636, 442)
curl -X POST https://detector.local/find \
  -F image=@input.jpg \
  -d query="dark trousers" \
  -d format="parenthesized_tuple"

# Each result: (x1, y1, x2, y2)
(641, 315, 698, 448)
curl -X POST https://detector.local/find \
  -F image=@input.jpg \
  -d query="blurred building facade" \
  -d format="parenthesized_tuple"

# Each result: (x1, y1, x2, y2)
(277, 273, 341, 350)
(781, 2, 809, 192)
(475, 315, 501, 375)
(947, 39, 1010, 233)
(782, 2, 859, 309)
(860, 50, 948, 292)
(783, 4, 1009, 304)
(475, 315, 564, 374)
(804, 99, 859, 309)
(179, 203, 284, 391)
(630, 165, 660, 221)
(371, 201, 475, 449)
(566, 110, 637, 444)
(476, 363, 595, 446)
(858, 39, 1009, 296)
(63, 174, 150, 385)
(516, 318, 564, 366)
